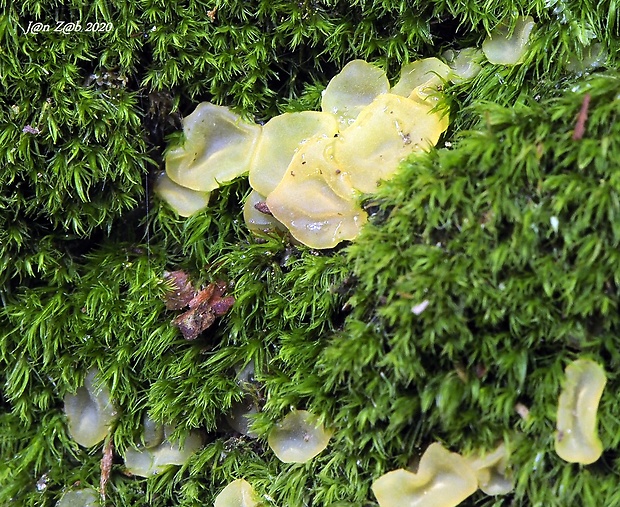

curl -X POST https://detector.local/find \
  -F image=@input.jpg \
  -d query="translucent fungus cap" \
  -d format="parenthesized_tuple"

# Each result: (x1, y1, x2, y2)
(124, 420, 204, 477)
(243, 189, 287, 234)
(165, 102, 261, 191)
(321, 59, 390, 129)
(482, 16, 536, 65)
(466, 443, 513, 495)
(214, 479, 259, 507)
(249, 111, 339, 196)
(333, 93, 449, 194)
(444, 48, 484, 83)
(56, 488, 100, 507)
(371, 443, 478, 507)
(64, 368, 118, 448)
(391, 58, 452, 98)
(555, 359, 607, 464)
(266, 134, 367, 249)
(267, 409, 333, 463)
(154, 171, 211, 217)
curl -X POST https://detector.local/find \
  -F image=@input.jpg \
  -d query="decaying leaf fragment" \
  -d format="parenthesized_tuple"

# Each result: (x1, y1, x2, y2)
(163, 272, 235, 340)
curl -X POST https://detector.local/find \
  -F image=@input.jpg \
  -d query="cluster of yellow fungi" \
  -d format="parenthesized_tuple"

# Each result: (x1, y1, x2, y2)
(157, 57, 456, 248)
(156, 17, 545, 249)
(371, 442, 513, 507)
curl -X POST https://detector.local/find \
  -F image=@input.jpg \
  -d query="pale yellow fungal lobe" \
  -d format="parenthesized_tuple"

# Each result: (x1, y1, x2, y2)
(267, 409, 333, 463)
(64, 369, 118, 448)
(555, 358, 607, 464)
(243, 189, 287, 234)
(56, 488, 100, 507)
(124, 419, 204, 477)
(466, 443, 513, 495)
(372, 443, 478, 507)
(321, 59, 390, 129)
(482, 16, 536, 65)
(390, 57, 451, 98)
(154, 171, 211, 217)
(248, 111, 339, 196)
(266, 134, 367, 249)
(165, 102, 261, 191)
(444, 48, 484, 83)
(334, 93, 449, 194)
(214, 479, 259, 507)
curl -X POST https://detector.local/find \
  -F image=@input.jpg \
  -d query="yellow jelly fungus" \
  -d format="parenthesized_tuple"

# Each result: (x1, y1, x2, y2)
(56, 488, 100, 507)
(371, 443, 478, 507)
(165, 102, 261, 191)
(334, 93, 449, 194)
(214, 479, 260, 507)
(554, 358, 607, 464)
(443, 48, 484, 83)
(248, 111, 339, 196)
(243, 189, 287, 234)
(154, 171, 211, 217)
(390, 57, 451, 98)
(124, 421, 204, 477)
(64, 368, 118, 448)
(321, 59, 390, 129)
(482, 16, 535, 65)
(267, 409, 333, 463)
(266, 134, 367, 249)
(466, 443, 513, 495)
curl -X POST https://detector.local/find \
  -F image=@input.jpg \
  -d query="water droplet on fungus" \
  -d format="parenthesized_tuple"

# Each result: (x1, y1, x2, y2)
(63, 369, 118, 448)
(371, 443, 478, 507)
(482, 16, 536, 65)
(267, 410, 332, 463)
(554, 359, 606, 464)
(214, 479, 259, 507)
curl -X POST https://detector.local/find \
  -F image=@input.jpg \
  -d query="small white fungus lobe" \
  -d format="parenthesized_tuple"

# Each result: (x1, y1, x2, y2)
(214, 479, 259, 507)
(63, 368, 118, 448)
(482, 16, 536, 65)
(267, 409, 332, 463)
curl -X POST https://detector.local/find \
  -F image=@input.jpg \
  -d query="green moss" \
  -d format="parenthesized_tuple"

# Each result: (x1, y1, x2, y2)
(3, 0, 620, 506)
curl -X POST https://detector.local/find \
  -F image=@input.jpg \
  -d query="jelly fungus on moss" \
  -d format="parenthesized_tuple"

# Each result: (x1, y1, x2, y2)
(56, 488, 100, 507)
(265, 134, 367, 249)
(267, 409, 333, 463)
(63, 368, 118, 448)
(248, 111, 339, 196)
(371, 443, 478, 507)
(214, 479, 260, 507)
(165, 102, 261, 192)
(123, 417, 203, 477)
(482, 16, 536, 65)
(554, 359, 607, 464)
(443, 48, 484, 83)
(390, 57, 451, 98)
(321, 59, 390, 129)
(154, 171, 211, 217)
(466, 443, 513, 495)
